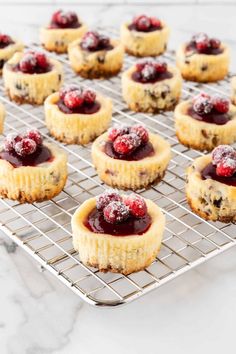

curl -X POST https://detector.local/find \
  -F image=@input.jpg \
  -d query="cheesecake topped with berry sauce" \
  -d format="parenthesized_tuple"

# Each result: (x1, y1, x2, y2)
(0, 129, 67, 203)
(92, 124, 171, 190)
(68, 31, 124, 78)
(174, 92, 236, 151)
(0, 33, 24, 73)
(186, 145, 236, 223)
(176, 32, 229, 82)
(72, 190, 165, 274)
(0, 130, 52, 168)
(3, 50, 63, 105)
(44, 84, 112, 144)
(120, 14, 170, 57)
(40, 9, 87, 53)
(122, 60, 182, 112)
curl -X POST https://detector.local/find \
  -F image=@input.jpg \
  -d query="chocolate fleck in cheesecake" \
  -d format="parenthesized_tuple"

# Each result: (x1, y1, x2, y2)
(175, 92, 236, 151)
(40, 9, 87, 54)
(68, 31, 124, 79)
(0, 33, 24, 74)
(91, 124, 171, 190)
(120, 14, 170, 57)
(45, 84, 112, 144)
(176, 32, 229, 82)
(72, 190, 165, 274)
(0, 129, 67, 203)
(122, 59, 182, 113)
(3, 50, 63, 105)
(186, 145, 236, 223)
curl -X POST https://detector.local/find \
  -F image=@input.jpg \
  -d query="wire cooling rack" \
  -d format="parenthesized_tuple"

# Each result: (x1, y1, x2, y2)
(0, 31, 235, 307)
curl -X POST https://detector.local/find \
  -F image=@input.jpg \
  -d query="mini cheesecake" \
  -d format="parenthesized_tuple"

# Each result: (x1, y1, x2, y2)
(186, 145, 236, 223)
(92, 124, 171, 190)
(176, 33, 229, 82)
(175, 93, 236, 151)
(122, 60, 182, 113)
(72, 190, 165, 274)
(231, 76, 236, 105)
(40, 9, 87, 54)
(0, 33, 24, 74)
(3, 51, 63, 105)
(45, 84, 112, 144)
(0, 129, 67, 203)
(120, 14, 170, 57)
(68, 31, 124, 79)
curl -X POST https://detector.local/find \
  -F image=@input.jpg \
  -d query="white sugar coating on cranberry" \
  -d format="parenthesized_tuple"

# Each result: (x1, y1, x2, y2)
(124, 194, 147, 218)
(64, 89, 84, 109)
(35, 52, 49, 69)
(108, 125, 130, 142)
(211, 95, 230, 114)
(96, 189, 122, 210)
(26, 129, 42, 146)
(3, 133, 23, 152)
(103, 201, 129, 224)
(210, 38, 221, 49)
(59, 85, 80, 100)
(19, 53, 37, 73)
(82, 89, 96, 104)
(136, 60, 167, 80)
(191, 32, 221, 51)
(141, 64, 156, 81)
(81, 31, 99, 50)
(133, 15, 151, 31)
(52, 10, 78, 26)
(193, 95, 213, 115)
(113, 133, 141, 155)
(14, 138, 37, 157)
(212, 145, 236, 166)
(216, 158, 236, 177)
(130, 125, 149, 144)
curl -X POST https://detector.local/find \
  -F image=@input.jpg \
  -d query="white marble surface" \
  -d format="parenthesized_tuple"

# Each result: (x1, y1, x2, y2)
(0, 3, 236, 354)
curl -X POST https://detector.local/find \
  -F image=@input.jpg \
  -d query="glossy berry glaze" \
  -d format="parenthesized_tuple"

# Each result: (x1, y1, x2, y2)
(188, 106, 230, 125)
(128, 23, 160, 33)
(85, 207, 151, 236)
(186, 42, 223, 55)
(201, 162, 236, 187)
(57, 99, 101, 114)
(104, 141, 154, 161)
(132, 70, 172, 84)
(0, 145, 53, 168)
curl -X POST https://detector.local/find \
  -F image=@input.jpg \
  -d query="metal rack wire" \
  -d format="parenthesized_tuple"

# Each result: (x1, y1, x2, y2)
(0, 32, 235, 307)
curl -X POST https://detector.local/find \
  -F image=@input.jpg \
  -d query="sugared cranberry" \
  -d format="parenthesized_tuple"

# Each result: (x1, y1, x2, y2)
(136, 60, 167, 81)
(113, 133, 141, 155)
(103, 201, 129, 224)
(26, 129, 42, 146)
(193, 33, 210, 53)
(96, 190, 122, 211)
(0, 34, 13, 47)
(108, 126, 130, 142)
(124, 194, 147, 218)
(35, 52, 49, 70)
(59, 85, 80, 100)
(82, 89, 96, 104)
(212, 145, 236, 166)
(99, 35, 110, 48)
(64, 90, 84, 109)
(81, 31, 99, 50)
(193, 94, 213, 115)
(216, 159, 236, 177)
(150, 17, 161, 28)
(133, 15, 151, 31)
(211, 96, 230, 114)
(51, 10, 78, 28)
(154, 61, 167, 73)
(130, 125, 149, 144)
(3, 133, 23, 152)
(210, 38, 221, 49)
(19, 53, 37, 73)
(141, 64, 156, 81)
(15, 138, 37, 157)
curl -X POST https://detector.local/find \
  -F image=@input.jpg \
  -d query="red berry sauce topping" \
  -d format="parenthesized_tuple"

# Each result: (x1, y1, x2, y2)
(13, 51, 51, 74)
(0, 129, 52, 168)
(132, 60, 173, 84)
(57, 85, 101, 115)
(188, 92, 231, 125)
(105, 124, 155, 161)
(0, 33, 14, 49)
(49, 10, 80, 29)
(201, 145, 236, 186)
(128, 15, 162, 32)
(80, 31, 113, 52)
(85, 190, 151, 236)
(186, 33, 223, 55)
